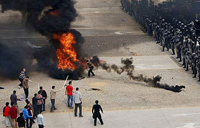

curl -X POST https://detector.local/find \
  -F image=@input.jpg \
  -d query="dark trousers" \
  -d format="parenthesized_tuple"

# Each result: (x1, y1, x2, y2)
(182, 58, 185, 67)
(19, 78, 23, 87)
(42, 99, 46, 111)
(24, 88, 29, 98)
(94, 115, 103, 126)
(172, 46, 175, 55)
(177, 51, 182, 61)
(88, 69, 95, 77)
(162, 43, 169, 51)
(33, 106, 38, 119)
(193, 67, 197, 77)
(38, 125, 44, 128)
(74, 103, 82, 116)
(26, 118, 33, 128)
(186, 63, 189, 71)
(1, 5, 4, 13)
(198, 70, 200, 80)
(37, 104, 42, 113)
(50, 99, 55, 112)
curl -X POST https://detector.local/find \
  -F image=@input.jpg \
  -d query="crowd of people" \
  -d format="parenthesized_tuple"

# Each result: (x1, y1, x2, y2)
(4, 85, 46, 128)
(121, 0, 200, 81)
(3, 68, 103, 128)
(3, 100, 45, 128)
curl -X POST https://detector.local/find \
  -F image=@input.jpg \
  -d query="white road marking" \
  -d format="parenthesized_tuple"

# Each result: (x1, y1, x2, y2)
(176, 123, 200, 128)
(114, 31, 123, 35)
(173, 113, 200, 117)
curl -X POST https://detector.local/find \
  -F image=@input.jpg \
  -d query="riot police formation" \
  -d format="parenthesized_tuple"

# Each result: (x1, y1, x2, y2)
(121, 0, 200, 81)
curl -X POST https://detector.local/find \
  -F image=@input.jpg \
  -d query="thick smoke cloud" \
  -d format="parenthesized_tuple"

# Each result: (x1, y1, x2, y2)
(0, 0, 77, 37)
(0, 40, 33, 79)
(34, 29, 84, 80)
(0, 0, 85, 79)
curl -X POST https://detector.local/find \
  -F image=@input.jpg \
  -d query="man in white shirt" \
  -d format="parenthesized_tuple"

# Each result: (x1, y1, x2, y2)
(37, 111, 45, 128)
(73, 87, 83, 117)
(50, 85, 63, 112)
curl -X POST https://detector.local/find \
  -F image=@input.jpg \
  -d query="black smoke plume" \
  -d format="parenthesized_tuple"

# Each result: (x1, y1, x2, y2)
(0, 40, 33, 79)
(34, 29, 84, 80)
(0, 0, 85, 79)
(0, 0, 77, 36)
(90, 56, 185, 93)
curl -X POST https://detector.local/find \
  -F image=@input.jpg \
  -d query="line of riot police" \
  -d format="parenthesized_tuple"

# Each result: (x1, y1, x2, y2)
(121, 0, 200, 81)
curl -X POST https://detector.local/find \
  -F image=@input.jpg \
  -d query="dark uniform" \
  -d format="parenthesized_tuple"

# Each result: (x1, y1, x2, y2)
(197, 56, 200, 81)
(185, 51, 191, 71)
(191, 53, 197, 77)
(87, 62, 95, 77)
(92, 102, 104, 126)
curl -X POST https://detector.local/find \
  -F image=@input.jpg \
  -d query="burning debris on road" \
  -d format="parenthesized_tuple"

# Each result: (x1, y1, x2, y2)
(0, 0, 189, 92)
(90, 56, 185, 93)
(0, 0, 85, 79)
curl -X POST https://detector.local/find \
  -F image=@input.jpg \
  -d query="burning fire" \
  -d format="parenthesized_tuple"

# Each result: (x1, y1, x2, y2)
(53, 32, 79, 70)
(49, 10, 59, 16)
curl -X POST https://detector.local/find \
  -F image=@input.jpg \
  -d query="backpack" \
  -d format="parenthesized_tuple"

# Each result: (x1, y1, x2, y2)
(3, 106, 5, 116)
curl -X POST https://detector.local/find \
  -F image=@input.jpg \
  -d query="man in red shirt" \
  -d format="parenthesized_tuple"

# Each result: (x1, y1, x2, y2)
(9, 102, 17, 128)
(3, 102, 11, 127)
(65, 81, 73, 109)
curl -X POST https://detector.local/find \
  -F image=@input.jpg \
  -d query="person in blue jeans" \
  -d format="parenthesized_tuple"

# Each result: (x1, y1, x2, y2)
(65, 81, 74, 109)
(23, 105, 33, 128)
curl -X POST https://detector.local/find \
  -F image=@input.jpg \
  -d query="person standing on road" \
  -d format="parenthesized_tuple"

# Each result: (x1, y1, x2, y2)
(32, 93, 43, 119)
(17, 113, 25, 128)
(26, 100, 34, 123)
(92, 100, 104, 126)
(19, 68, 26, 88)
(74, 87, 83, 117)
(37, 111, 45, 128)
(87, 60, 95, 77)
(3, 102, 11, 127)
(23, 76, 29, 99)
(37, 92, 44, 113)
(38, 86, 47, 111)
(50, 85, 63, 112)
(10, 90, 21, 109)
(9, 102, 18, 128)
(65, 81, 73, 109)
(23, 105, 33, 128)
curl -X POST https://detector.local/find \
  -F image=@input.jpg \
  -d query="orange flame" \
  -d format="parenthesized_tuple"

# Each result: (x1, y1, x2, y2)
(53, 32, 79, 70)
(49, 10, 59, 16)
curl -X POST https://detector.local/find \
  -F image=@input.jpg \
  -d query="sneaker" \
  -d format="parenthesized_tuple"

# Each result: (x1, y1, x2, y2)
(79, 115, 83, 117)
(74, 115, 77, 117)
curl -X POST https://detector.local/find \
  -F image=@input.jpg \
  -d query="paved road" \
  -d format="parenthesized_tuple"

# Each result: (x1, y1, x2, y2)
(100, 56, 182, 70)
(1, 107, 200, 128)
(1, 0, 200, 128)
(43, 107, 200, 128)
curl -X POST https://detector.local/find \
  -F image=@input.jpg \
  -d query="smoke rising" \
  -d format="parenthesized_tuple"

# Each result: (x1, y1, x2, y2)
(0, 0, 85, 79)
(34, 29, 84, 80)
(0, 0, 77, 37)
(91, 56, 185, 93)
(0, 40, 33, 79)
